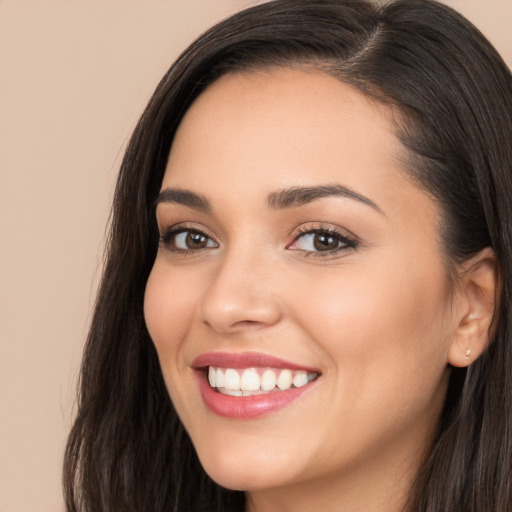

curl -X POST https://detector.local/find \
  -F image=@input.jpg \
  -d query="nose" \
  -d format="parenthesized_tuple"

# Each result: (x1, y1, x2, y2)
(199, 250, 282, 334)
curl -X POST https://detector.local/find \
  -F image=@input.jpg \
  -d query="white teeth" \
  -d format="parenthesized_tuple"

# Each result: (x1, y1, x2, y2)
(207, 366, 319, 394)
(208, 366, 216, 387)
(261, 369, 277, 391)
(242, 389, 266, 396)
(277, 369, 293, 390)
(293, 371, 309, 388)
(215, 368, 225, 388)
(222, 389, 243, 397)
(224, 368, 240, 390)
(240, 369, 261, 391)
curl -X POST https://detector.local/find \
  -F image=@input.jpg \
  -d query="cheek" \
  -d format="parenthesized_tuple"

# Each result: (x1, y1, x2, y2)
(144, 265, 207, 437)
(288, 263, 453, 456)
(143, 263, 199, 372)
(288, 258, 453, 393)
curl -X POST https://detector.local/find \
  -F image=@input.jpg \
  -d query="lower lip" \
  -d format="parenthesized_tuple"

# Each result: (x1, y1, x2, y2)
(196, 371, 317, 419)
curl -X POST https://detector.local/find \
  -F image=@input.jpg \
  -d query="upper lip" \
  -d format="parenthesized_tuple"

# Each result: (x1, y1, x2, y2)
(192, 351, 320, 373)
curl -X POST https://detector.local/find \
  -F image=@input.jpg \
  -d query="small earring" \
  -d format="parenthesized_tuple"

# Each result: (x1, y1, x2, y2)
(465, 348, 471, 358)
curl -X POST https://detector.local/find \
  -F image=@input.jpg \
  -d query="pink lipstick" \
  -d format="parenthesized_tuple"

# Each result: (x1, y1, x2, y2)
(192, 352, 320, 419)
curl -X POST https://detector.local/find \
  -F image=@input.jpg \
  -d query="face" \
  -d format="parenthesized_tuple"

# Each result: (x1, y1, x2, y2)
(144, 69, 458, 503)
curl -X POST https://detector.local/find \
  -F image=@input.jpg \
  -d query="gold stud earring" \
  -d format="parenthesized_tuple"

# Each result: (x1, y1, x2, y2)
(465, 348, 471, 358)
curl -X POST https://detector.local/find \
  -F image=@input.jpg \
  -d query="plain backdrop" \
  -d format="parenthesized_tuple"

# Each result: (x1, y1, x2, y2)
(0, 1, 510, 511)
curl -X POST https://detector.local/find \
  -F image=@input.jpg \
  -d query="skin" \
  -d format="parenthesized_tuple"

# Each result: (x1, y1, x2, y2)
(144, 69, 495, 512)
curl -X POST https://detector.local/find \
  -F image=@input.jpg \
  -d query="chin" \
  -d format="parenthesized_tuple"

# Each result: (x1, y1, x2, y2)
(201, 460, 270, 491)
(195, 441, 300, 492)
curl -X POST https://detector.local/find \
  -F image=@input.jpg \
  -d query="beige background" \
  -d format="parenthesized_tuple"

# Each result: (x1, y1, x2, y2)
(0, 1, 510, 511)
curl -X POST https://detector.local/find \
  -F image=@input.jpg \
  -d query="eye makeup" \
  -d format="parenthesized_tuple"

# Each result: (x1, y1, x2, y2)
(287, 223, 359, 258)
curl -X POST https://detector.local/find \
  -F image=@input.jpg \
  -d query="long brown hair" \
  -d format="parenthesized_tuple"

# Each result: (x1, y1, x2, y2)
(64, 1, 512, 510)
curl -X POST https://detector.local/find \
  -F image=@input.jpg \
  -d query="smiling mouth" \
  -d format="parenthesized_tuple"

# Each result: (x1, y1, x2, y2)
(207, 366, 319, 396)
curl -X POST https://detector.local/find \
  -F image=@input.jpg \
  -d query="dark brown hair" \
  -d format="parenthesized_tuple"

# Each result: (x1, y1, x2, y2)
(64, 1, 512, 510)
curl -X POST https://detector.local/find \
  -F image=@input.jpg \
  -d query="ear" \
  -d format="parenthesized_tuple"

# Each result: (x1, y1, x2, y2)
(448, 247, 500, 368)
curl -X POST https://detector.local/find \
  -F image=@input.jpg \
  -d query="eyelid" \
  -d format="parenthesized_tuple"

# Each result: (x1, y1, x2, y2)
(287, 223, 359, 255)
(159, 223, 219, 251)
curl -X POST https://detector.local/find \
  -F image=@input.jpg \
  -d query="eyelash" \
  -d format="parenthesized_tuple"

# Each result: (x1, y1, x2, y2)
(287, 225, 359, 258)
(159, 225, 216, 255)
(158, 224, 359, 257)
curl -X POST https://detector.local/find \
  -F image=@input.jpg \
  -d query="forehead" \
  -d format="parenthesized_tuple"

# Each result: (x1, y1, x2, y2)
(162, 69, 436, 228)
(165, 69, 404, 194)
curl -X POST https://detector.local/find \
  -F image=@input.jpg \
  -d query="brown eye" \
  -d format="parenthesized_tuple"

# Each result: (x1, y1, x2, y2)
(288, 228, 358, 255)
(160, 229, 218, 251)
(185, 232, 209, 249)
(313, 233, 339, 251)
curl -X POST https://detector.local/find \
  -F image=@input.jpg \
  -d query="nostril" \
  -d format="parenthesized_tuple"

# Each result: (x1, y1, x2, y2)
(200, 296, 282, 333)
(231, 319, 267, 329)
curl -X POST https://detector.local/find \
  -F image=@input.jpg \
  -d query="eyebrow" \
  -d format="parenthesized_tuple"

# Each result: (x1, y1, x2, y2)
(155, 183, 383, 215)
(155, 188, 211, 213)
(267, 184, 383, 213)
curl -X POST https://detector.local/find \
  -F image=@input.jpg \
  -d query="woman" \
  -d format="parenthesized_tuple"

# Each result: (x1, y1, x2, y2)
(63, 0, 512, 511)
